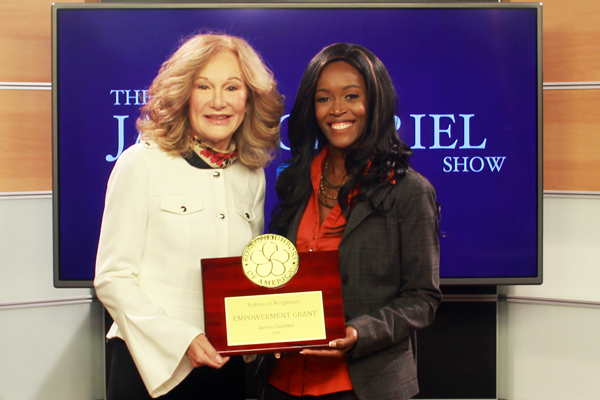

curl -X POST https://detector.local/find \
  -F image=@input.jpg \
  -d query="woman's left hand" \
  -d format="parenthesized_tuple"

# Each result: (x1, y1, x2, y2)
(299, 326, 358, 358)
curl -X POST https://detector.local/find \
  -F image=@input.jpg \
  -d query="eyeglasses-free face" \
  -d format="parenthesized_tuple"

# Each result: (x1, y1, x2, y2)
(314, 61, 367, 153)
(189, 50, 248, 151)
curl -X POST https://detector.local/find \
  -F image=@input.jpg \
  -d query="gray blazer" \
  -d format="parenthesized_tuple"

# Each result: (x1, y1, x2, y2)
(259, 169, 441, 400)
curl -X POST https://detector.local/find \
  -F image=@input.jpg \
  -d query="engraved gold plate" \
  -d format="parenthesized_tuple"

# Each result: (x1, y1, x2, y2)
(241, 234, 299, 288)
(202, 249, 345, 354)
(224, 291, 326, 346)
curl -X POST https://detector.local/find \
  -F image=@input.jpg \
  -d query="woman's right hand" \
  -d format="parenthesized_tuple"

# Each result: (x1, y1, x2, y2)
(186, 333, 230, 369)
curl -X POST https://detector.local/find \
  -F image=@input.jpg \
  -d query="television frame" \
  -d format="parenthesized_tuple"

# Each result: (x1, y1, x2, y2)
(52, 2, 543, 288)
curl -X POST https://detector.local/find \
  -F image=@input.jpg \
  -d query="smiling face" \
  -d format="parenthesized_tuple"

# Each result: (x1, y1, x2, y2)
(188, 50, 248, 151)
(314, 61, 367, 153)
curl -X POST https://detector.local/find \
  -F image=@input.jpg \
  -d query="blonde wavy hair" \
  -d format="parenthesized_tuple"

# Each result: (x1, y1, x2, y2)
(137, 33, 283, 169)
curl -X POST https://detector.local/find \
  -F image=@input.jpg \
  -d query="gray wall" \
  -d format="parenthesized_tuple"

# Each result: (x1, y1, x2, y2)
(0, 194, 105, 400)
(498, 194, 600, 400)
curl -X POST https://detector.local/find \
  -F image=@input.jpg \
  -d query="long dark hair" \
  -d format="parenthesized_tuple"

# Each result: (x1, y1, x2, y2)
(270, 43, 413, 235)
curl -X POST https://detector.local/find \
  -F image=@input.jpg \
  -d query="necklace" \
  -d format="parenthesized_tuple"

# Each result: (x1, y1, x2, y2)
(322, 158, 343, 189)
(318, 158, 342, 209)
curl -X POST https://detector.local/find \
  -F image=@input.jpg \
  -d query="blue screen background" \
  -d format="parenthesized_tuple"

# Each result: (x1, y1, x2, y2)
(56, 6, 539, 282)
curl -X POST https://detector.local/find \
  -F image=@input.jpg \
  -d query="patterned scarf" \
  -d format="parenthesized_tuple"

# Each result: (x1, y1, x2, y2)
(190, 133, 238, 168)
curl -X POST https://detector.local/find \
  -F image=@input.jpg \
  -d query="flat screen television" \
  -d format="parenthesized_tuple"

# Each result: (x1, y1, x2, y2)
(52, 3, 543, 287)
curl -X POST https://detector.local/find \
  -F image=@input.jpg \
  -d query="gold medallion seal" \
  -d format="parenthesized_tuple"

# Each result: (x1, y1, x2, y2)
(242, 234, 299, 288)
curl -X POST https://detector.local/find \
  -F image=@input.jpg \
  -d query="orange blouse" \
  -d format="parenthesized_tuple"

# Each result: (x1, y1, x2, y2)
(268, 147, 353, 396)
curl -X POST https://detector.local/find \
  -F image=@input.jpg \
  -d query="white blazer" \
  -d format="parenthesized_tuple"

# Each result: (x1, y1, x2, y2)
(94, 141, 265, 397)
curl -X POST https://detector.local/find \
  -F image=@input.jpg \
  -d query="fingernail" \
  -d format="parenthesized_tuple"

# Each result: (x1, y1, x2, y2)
(299, 350, 305, 355)
(275, 353, 280, 359)
(215, 354, 223, 363)
(329, 341, 336, 347)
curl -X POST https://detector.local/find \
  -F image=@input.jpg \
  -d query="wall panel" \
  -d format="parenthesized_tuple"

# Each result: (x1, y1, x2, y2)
(0, 0, 98, 194)
(0, 90, 52, 192)
(503, 196, 600, 303)
(0, 197, 93, 302)
(0, 302, 105, 400)
(508, 0, 600, 192)
(498, 196, 600, 400)
(541, 0, 600, 82)
(507, 0, 600, 82)
(0, 196, 103, 400)
(544, 89, 600, 191)
(0, 0, 97, 83)
(498, 301, 600, 400)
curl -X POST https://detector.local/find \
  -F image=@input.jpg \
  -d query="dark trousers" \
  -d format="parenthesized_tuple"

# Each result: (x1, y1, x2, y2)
(107, 339, 245, 400)
(263, 383, 359, 400)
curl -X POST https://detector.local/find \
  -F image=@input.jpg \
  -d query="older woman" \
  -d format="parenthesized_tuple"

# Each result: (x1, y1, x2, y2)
(94, 33, 282, 399)
(260, 43, 441, 400)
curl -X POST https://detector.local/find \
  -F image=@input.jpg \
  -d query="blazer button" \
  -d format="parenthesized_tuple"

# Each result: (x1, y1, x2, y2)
(341, 274, 349, 285)
(213, 171, 221, 178)
(181, 206, 187, 212)
(217, 213, 225, 220)
(245, 212, 250, 220)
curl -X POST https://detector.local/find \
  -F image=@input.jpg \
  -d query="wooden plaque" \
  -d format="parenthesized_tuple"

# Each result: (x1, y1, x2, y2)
(201, 250, 346, 355)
